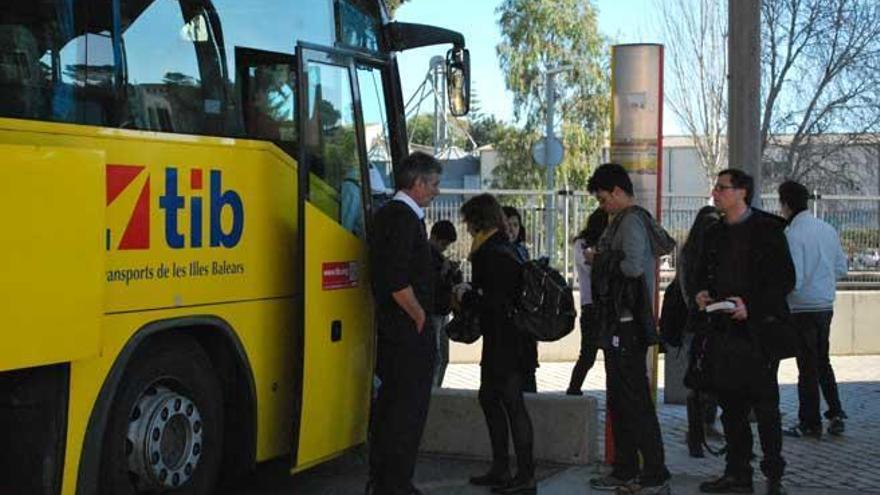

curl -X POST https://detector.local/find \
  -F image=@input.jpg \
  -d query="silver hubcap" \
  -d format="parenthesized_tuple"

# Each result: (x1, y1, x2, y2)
(126, 385, 203, 490)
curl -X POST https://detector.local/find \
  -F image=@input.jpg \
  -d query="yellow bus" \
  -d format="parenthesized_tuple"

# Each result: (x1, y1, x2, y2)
(0, 1, 469, 494)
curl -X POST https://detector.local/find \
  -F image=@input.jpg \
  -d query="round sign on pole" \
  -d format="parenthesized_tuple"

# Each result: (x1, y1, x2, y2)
(531, 136, 564, 167)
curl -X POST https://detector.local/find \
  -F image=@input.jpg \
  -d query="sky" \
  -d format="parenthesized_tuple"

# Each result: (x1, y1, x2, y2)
(393, 0, 682, 134)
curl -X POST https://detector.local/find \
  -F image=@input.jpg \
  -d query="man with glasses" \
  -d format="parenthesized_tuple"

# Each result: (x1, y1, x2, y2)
(694, 169, 795, 495)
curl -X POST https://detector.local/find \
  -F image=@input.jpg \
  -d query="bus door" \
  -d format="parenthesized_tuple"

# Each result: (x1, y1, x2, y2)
(293, 45, 377, 469)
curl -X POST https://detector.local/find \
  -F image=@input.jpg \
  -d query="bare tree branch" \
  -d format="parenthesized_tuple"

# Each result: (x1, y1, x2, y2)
(657, 0, 729, 191)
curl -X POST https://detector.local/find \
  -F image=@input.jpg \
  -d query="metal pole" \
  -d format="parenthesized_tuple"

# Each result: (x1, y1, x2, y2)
(563, 191, 570, 281)
(728, 0, 762, 207)
(430, 56, 447, 156)
(545, 73, 557, 264)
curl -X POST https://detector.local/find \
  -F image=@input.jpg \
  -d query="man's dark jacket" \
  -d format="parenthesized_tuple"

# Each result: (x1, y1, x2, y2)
(696, 209, 795, 329)
(693, 209, 796, 389)
(370, 200, 434, 340)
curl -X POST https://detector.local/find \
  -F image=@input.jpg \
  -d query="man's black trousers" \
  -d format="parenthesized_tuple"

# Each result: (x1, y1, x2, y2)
(605, 345, 669, 484)
(792, 311, 845, 427)
(716, 363, 785, 480)
(478, 368, 535, 476)
(369, 321, 435, 495)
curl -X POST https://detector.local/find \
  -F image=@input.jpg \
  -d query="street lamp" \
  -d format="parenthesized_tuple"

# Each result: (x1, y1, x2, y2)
(542, 65, 572, 266)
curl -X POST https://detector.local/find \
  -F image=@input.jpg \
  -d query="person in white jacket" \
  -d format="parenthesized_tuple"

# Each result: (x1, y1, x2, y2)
(778, 180, 849, 438)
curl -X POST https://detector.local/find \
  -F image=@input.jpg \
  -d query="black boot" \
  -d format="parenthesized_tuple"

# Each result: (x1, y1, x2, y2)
(699, 474, 754, 493)
(469, 458, 511, 488)
(493, 449, 535, 494)
(765, 479, 787, 495)
(687, 431, 705, 458)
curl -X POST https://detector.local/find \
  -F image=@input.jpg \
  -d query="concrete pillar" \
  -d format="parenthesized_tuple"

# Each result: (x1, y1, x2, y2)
(728, 0, 762, 205)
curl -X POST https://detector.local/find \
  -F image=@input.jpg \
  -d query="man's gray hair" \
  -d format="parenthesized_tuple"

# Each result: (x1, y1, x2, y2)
(394, 151, 442, 190)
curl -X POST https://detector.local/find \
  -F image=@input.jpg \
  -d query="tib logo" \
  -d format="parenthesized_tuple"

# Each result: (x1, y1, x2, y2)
(106, 165, 245, 250)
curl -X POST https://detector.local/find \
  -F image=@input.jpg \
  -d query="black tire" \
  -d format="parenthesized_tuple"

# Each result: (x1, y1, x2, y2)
(98, 334, 224, 495)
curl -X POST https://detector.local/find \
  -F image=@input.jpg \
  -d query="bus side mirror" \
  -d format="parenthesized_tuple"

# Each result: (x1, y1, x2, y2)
(446, 47, 470, 117)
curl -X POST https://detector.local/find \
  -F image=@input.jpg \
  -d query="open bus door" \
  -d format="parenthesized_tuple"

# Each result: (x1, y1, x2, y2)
(292, 45, 377, 471)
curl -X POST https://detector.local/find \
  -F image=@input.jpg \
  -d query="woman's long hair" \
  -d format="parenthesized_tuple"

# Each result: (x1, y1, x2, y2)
(461, 194, 508, 233)
(501, 205, 526, 243)
(678, 205, 721, 302)
(573, 208, 608, 248)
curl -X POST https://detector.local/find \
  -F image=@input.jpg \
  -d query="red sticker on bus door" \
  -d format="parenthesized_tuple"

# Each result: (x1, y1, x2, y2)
(322, 261, 359, 290)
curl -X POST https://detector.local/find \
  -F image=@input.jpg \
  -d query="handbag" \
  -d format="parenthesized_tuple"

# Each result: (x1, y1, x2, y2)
(756, 315, 799, 360)
(684, 333, 714, 392)
(444, 307, 481, 344)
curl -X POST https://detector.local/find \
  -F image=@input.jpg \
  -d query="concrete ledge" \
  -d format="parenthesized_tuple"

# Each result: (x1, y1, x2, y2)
(420, 388, 599, 465)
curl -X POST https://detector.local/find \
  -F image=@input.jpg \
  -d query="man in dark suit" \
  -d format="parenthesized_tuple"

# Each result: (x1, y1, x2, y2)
(368, 151, 442, 495)
(694, 169, 795, 495)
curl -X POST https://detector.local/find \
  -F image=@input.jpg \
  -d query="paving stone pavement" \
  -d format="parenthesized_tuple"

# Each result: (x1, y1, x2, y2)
(442, 355, 880, 493)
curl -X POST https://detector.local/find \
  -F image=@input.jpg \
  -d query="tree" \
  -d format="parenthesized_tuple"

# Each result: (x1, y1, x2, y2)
(657, 0, 728, 191)
(760, 0, 880, 191)
(467, 114, 505, 149)
(407, 114, 434, 146)
(495, 0, 610, 190)
(490, 126, 543, 189)
(406, 113, 468, 149)
(162, 72, 198, 87)
(658, 0, 880, 193)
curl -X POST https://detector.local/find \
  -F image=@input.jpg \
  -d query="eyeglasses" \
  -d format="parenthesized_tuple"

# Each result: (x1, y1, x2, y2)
(713, 184, 738, 192)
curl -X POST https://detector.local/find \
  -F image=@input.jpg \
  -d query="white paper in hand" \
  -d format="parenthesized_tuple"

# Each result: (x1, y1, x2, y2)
(705, 300, 737, 313)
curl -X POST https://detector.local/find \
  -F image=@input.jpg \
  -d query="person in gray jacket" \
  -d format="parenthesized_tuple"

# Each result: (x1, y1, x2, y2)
(586, 164, 674, 495)
(778, 180, 849, 438)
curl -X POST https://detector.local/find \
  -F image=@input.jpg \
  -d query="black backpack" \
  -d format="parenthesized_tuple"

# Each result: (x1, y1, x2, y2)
(508, 257, 577, 342)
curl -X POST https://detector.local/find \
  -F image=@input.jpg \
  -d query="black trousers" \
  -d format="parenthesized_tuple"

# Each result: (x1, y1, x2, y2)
(605, 345, 669, 484)
(686, 334, 718, 438)
(569, 304, 599, 392)
(716, 362, 785, 480)
(687, 390, 719, 441)
(521, 371, 537, 393)
(479, 368, 535, 477)
(369, 322, 435, 495)
(792, 311, 845, 427)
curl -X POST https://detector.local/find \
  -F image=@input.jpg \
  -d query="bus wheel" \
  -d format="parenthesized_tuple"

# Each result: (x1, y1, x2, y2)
(100, 335, 223, 494)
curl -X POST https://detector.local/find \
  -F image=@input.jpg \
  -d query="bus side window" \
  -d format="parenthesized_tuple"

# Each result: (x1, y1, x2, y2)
(355, 64, 391, 214)
(236, 48, 297, 156)
(0, 1, 87, 123)
(303, 61, 366, 239)
(119, 0, 226, 135)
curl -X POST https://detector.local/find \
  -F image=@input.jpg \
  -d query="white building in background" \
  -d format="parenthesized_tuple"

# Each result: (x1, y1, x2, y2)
(660, 134, 880, 197)
(369, 131, 879, 197)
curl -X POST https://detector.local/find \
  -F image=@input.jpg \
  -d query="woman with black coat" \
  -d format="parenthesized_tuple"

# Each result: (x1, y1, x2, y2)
(458, 194, 537, 494)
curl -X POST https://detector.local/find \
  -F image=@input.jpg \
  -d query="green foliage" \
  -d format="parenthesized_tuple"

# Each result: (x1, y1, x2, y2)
(495, 0, 611, 190)
(407, 113, 469, 149)
(467, 115, 505, 150)
(407, 114, 434, 146)
(491, 126, 542, 189)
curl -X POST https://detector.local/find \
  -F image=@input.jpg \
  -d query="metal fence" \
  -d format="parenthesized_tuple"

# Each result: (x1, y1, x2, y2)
(426, 190, 880, 289)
